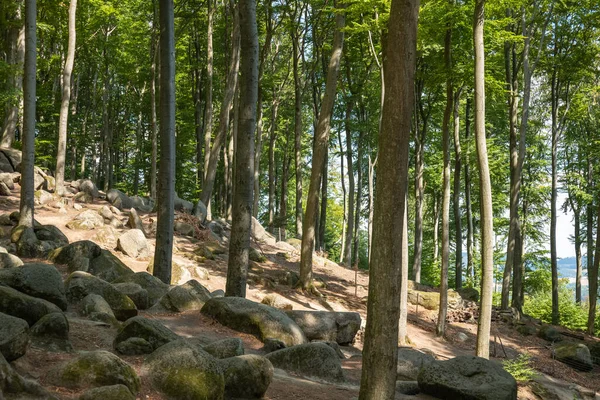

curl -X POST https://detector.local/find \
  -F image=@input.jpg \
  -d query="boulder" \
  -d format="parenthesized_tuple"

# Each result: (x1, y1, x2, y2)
(201, 297, 307, 347)
(202, 338, 244, 359)
(65, 272, 138, 321)
(30, 312, 73, 352)
(262, 338, 286, 353)
(0, 285, 62, 326)
(457, 287, 480, 302)
(174, 193, 194, 213)
(193, 200, 208, 223)
(81, 294, 118, 325)
(113, 316, 179, 355)
(92, 225, 120, 246)
(538, 325, 562, 342)
(127, 208, 145, 233)
(407, 289, 463, 311)
(50, 350, 140, 394)
(284, 311, 361, 345)
(79, 179, 100, 199)
(249, 247, 267, 263)
(79, 384, 135, 400)
(67, 210, 105, 230)
(115, 338, 154, 356)
(0, 352, 58, 399)
(147, 257, 192, 285)
(417, 356, 518, 400)
(113, 271, 169, 307)
(174, 221, 195, 237)
(554, 342, 593, 371)
(13, 225, 68, 258)
(51, 240, 102, 265)
(211, 289, 225, 298)
(220, 354, 273, 399)
(396, 347, 435, 380)
(74, 191, 93, 204)
(107, 189, 133, 210)
(396, 381, 421, 396)
(0, 252, 24, 268)
(158, 280, 212, 312)
(0, 147, 21, 172)
(0, 181, 12, 195)
(251, 216, 276, 245)
(589, 342, 600, 365)
(34, 189, 54, 205)
(113, 282, 148, 310)
(143, 339, 224, 400)
(265, 342, 345, 383)
(117, 229, 149, 259)
(130, 196, 153, 212)
(88, 250, 135, 282)
(0, 312, 29, 361)
(0, 172, 15, 189)
(0, 263, 68, 310)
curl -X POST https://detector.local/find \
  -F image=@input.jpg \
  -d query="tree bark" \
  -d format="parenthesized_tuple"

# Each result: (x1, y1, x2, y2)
(202, 0, 215, 216)
(150, 23, 158, 200)
(299, 7, 345, 289)
(412, 103, 426, 282)
(343, 98, 354, 266)
(359, 0, 419, 395)
(453, 88, 463, 289)
(226, 0, 258, 298)
(437, 17, 452, 337)
(464, 97, 474, 282)
(201, 2, 240, 208)
(399, 191, 409, 345)
(153, 0, 175, 284)
(56, 0, 77, 197)
(19, 0, 36, 228)
(268, 95, 279, 233)
(550, 67, 559, 326)
(292, 12, 304, 238)
(474, 0, 493, 360)
(588, 203, 600, 335)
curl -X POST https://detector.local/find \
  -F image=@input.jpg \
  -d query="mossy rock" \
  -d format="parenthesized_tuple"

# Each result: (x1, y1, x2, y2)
(89, 250, 135, 283)
(51, 350, 140, 394)
(0, 312, 29, 361)
(195, 246, 215, 260)
(50, 241, 102, 266)
(143, 339, 224, 400)
(113, 316, 179, 355)
(113, 272, 169, 308)
(0, 263, 67, 310)
(219, 354, 273, 399)
(201, 297, 306, 347)
(457, 287, 479, 302)
(158, 280, 212, 312)
(249, 247, 267, 263)
(79, 384, 135, 400)
(0, 285, 62, 326)
(265, 342, 345, 383)
(554, 342, 593, 371)
(589, 342, 600, 365)
(202, 338, 244, 359)
(147, 258, 190, 285)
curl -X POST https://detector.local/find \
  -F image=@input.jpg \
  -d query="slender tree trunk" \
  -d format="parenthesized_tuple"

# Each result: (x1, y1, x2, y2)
(368, 153, 376, 265)
(153, 0, 175, 284)
(588, 203, 600, 335)
(226, 0, 258, 297)
(292, 19, 303, 239)
(353, 124, 363, 266)
(437, 18, 452, 337)
(343, 99, 354, 266)
(280, 131, 290, 241)
(550, 67, 559, 325)
(150, 28, 158, 200)
(587, 158, 594, 302)
(474, 0, 493, 359)
(338, 126, 347, 263)
(55, 0, 77, 197)
(399, 191, 409, 345)
(299, 7, 345, 289)
(318, 148, 328, 253)
(412, 121, 426, 282)
(464, 97, 474, 281)
(19, 0, 36, 228)
(268, 96, 279, 233)
(201, 2, 240, 208)
(202, 0, 215, 216)
(433, 193, 441, 265)
(573, 204, 582, 303)
(1, 3, 24, 148)
(453, 88, 463, 289)
(359, 0, 419, 395)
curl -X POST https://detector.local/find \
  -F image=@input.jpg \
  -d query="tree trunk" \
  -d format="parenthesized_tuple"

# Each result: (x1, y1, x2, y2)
(268, 96, 279, 233)
(358, 0, 419, 395)
(338, 125, 347, 264)
(368, 153, 376, 265)
(437, 18, 452, 337)
(150, 28, 158, 200)
(201, 2, 240, 208)
(19, 0, 36, 228)
(433, 193, 441, 265)
(318, 147, 328, 252)
(1, 3, 24, 148)
(412, 118, 426, 282)
(299, 7, 345, 289)
(573, 204, 582, 303)
(550, 67, 559, 326)
(343, 99, 354, 266)
(453, 88, 463, 289)
(464, 97, 474, 281)
(588, 203, 600, 335)
(153, 0, 175, 284)
(292, 18, 303, 239)
(279, 131, 290, 241)
(474, 0, 493, 359)
(399, 191, 409, 345)
(353, 122, 363, 266)
(226, 0, 258, 298)
(55, 0, 77, 197)
(202, 0, 215, 216)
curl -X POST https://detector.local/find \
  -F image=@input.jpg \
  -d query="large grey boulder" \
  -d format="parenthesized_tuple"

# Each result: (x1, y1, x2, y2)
(51, 242, 133, 282)
(158, 279, 212, 312)
(0, 263, 68, 310)
(219, 355, 273, 399)
(0, 351, 59, 399)
(107, 189, 133, 210)
(13, 225, 68, 258)
(251, 216, 276, 245)
(143, 339, 224, 400)
(113, 271, 169, 307)
(127, 208, 145, 233)
(30, 312, 73, 352)
(89, 250, 135, 282)
(65, 272, 137, 321)
(174, 193, 194, 213)
(193, 200, 207, 223)
(79, 384, 135, 400)
(79, 179, 100, 199)
(0, 312, 29, 361)
(50, 350, 140, 394)
(117, 229, 149, 259)
(50, 240, 102, 265)
(113, 316, 179, 355)
(538, 325, 562, 342)
(417, 356, 518, 400)
(202, 338, 244, 359)
(66, 210, 105, 230)
(201, 297, 307, 347)
(396, 347, 435, 380)
(113, 282, 148, 310)
(81, 294, 118, 325)
(0, 252, 24, 268)
(589, 342, 600, 365)
(265, 342, 345, 383)
(0, 285, 62, 326)
(284, 310, 361, 345)
(554, 342, 593, 371)
(0, 147, 21, 172)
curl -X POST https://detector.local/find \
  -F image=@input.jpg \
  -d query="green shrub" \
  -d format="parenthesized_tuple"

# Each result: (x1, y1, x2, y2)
(502, 353, 537, 383)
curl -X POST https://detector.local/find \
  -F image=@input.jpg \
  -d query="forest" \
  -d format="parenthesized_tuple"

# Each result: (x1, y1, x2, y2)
(1, 0, 600, 398)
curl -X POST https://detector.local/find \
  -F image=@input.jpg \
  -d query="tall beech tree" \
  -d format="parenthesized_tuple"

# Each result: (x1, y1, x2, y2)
(359, 0, 419, 396)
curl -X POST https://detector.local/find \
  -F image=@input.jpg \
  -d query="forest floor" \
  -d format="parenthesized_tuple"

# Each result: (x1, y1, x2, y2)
(1, 188, 599, 400)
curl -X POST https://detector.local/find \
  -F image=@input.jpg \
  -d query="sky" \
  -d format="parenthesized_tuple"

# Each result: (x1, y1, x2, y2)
(554, 192, 576, 259)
